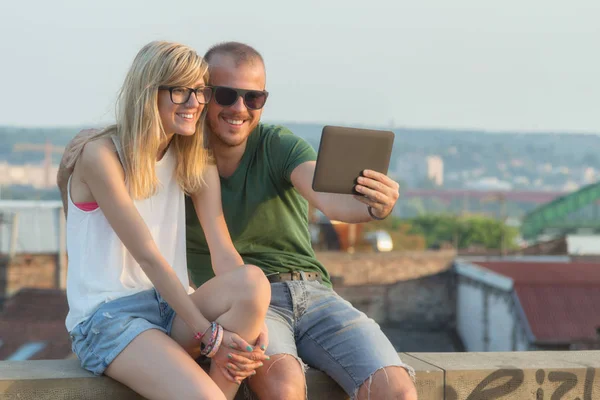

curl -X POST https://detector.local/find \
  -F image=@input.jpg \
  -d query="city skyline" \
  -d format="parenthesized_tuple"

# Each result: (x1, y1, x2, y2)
(1, 0, 599, 133)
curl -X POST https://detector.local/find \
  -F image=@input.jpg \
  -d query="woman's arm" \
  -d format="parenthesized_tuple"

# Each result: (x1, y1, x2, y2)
(78, 138, 211, 339)
(189, 164, 244, 276)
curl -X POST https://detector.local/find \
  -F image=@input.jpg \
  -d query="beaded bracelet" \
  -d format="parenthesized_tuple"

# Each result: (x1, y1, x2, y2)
(201, 322, 218, 355)
(205, 324, 223, 358)
(200, 322, 223, 358)
(201, 323, 221, 358)
(194, 323, 213, 341)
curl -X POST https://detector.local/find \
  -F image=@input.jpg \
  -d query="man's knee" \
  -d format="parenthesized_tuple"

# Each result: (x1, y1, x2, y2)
(253, 380, 305, 400)
(395, 382, 418, 400)
(248, 354, 306, 400)
(357, 366, 417, 400)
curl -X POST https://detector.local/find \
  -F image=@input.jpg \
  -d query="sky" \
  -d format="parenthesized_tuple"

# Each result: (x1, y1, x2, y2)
(1, 0, 599, 133)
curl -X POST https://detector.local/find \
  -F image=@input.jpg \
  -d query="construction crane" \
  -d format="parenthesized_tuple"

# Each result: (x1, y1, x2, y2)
(13, 140, 65, 188)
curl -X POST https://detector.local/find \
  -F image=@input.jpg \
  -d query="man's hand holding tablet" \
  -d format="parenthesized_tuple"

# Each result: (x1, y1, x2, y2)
(311, 125, 398, 220)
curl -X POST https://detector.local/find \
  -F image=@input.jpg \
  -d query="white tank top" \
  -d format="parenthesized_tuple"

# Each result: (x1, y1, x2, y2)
(65, 137, 190, 332)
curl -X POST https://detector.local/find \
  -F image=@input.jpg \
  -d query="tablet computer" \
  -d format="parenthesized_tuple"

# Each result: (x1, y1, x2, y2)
(312, 125, 395, 194)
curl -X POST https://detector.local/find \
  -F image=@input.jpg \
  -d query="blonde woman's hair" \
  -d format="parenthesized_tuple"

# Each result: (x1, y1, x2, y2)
(68, 41, 211, 199)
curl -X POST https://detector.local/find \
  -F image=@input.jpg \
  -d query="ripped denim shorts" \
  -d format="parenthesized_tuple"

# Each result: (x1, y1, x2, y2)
(264, 279, 415, 397)
(69, 288, 176, 376)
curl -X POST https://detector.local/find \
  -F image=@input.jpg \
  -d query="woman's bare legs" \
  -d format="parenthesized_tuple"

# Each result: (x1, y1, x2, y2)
(171, 265, 271, 399)
(104, 329, 225, 400)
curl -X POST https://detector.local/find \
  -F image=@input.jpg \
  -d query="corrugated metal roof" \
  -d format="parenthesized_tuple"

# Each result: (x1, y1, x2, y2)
(475, 261, 600, 343)
(515, 285, 600, 342)
(475, 261, 600, 285)
(0, 201, 63, 254)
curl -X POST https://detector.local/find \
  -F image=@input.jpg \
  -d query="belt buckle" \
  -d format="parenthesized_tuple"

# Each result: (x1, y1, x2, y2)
(291, 271, 302, 281)
(265, 272, 280, 283)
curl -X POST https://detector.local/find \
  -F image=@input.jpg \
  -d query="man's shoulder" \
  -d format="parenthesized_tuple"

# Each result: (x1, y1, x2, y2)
(257, 123, 307, 150)
(257, 123, 296, 138)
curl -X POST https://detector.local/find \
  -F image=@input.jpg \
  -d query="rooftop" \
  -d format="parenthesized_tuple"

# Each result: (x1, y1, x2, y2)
(474, 260, 600, 343)
(0, 201, 63, 254)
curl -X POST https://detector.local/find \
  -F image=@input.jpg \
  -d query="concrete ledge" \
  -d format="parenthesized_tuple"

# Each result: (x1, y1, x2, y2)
(411, 351, 600, 400)
(0, 351, 598, 399)
(0, 359, 347, 400)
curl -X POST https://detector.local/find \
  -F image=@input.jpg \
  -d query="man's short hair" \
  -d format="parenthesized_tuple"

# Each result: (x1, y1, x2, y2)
(204, 42, 264, 67)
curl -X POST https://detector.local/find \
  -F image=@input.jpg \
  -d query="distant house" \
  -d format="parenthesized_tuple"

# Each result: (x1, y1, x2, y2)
(0, 201, 66, 303)
(0, 200, 64, 255)
(518, 234, 600, 260)
(455, 258, 600, 351)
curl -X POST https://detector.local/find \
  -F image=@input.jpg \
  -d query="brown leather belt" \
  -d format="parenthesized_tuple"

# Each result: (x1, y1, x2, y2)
(267, 271, 322, 283)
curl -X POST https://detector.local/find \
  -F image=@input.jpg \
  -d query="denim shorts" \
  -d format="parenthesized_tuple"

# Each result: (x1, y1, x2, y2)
(69, 288, 176, 376)
(265, 279, 415, 397)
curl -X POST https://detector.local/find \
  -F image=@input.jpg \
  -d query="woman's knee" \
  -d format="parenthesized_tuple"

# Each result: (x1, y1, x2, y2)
(232, 265, 271, 308)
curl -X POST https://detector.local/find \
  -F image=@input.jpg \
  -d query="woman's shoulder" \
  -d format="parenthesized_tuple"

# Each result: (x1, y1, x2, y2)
(78, 136, 122, 177)
(80, 136, 117, 160)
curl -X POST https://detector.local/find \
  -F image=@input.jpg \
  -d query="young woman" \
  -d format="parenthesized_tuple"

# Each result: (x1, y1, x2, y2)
(64, 41, 270, 400)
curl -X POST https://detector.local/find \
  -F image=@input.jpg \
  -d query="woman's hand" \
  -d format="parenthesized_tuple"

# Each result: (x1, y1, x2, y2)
(255, 322, 269, 352)
(212, 329, 270, 383)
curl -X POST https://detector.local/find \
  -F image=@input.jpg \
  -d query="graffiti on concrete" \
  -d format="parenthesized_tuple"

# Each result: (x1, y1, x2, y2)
(446, 367, 595, 400)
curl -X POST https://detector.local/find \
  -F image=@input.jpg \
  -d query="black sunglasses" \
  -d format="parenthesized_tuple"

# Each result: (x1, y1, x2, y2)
(210, 86, 269, 110)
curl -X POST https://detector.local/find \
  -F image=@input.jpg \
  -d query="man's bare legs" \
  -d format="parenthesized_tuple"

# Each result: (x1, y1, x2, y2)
(354, 367, 417, 400)
(247, 281, 417, 400)
(248, 358, 417, 400)
(248, 354, 306, 399)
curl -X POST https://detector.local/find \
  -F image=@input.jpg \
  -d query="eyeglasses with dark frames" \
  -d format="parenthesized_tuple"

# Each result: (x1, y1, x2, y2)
(159, 86, 213, 105)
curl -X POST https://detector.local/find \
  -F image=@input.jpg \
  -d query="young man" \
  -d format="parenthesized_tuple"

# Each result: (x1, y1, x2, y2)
(58, 42, 417, 400)
(186, 42, 417, 400)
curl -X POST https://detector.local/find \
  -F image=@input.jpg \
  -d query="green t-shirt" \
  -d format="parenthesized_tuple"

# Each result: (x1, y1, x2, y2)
(186, 123, 332, 287)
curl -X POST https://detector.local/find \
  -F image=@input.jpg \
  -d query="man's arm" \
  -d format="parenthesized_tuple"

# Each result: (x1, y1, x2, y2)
(290, 161, 399, 223)
(56, 129, 101, 216)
